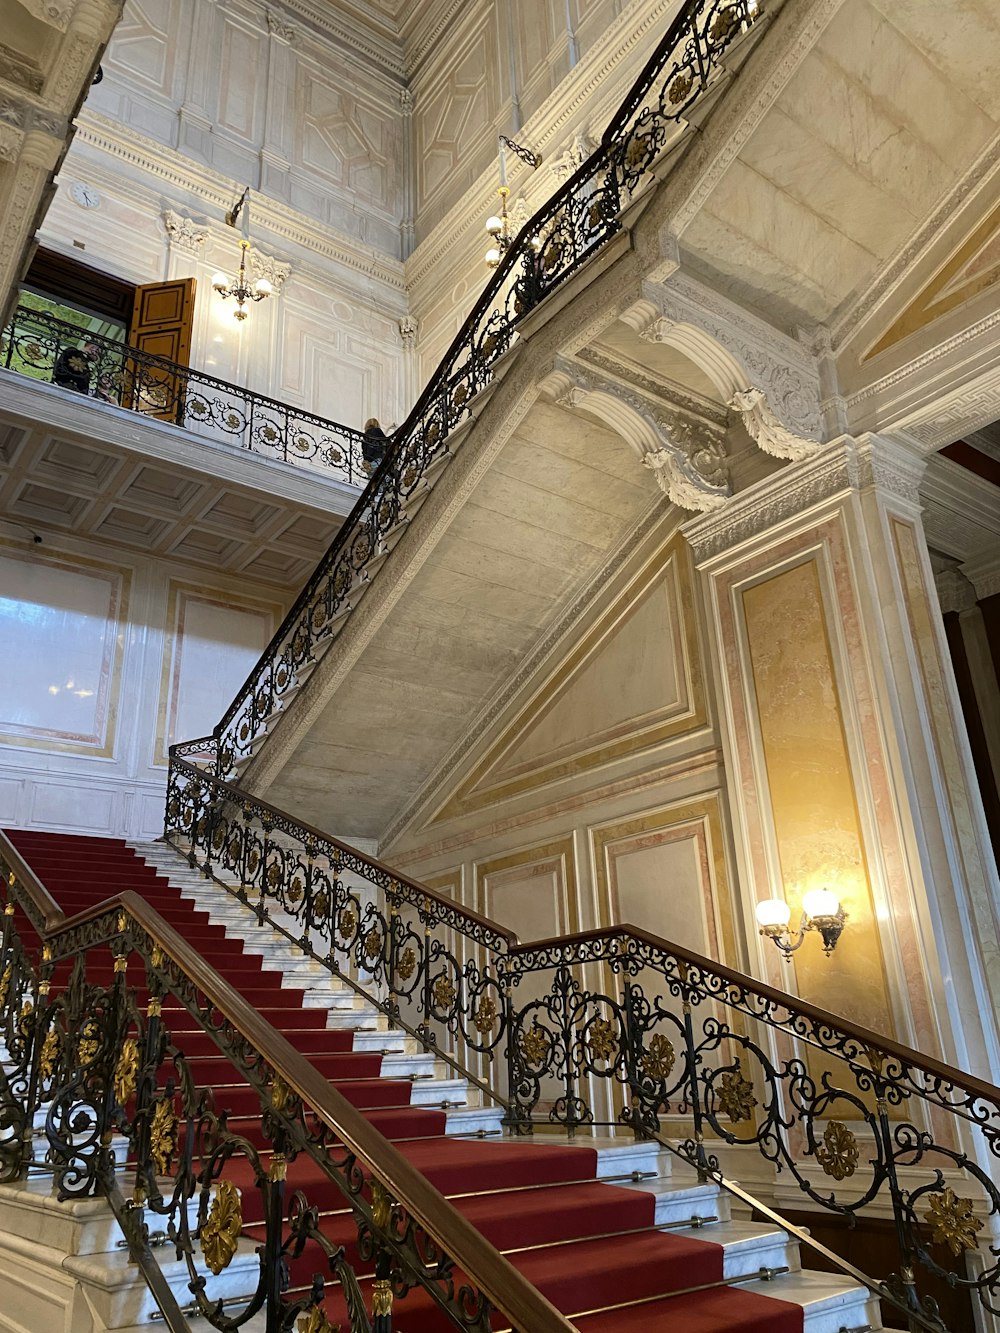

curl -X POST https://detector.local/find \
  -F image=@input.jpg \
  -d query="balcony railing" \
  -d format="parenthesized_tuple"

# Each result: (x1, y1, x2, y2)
(0, 304, 369, 486)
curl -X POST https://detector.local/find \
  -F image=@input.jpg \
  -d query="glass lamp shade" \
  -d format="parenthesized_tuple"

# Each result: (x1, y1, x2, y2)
(756, 898, 791, 929)
(484, 246, 501, 267)
(486, 216, 503, 237)
(254, 277, 273, 295)
(802, 888, 840, 920)
(211, 273, 230, 291)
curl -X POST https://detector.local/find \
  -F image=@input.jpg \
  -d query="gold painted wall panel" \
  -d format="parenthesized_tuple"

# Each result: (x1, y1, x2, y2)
(742, 560, 895, 1038)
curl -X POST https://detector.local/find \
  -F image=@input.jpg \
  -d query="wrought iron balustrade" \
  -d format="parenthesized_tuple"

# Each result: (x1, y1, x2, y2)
(166, 752, 1000, 1333)
(0, 830, 572, 1333)
(0, 304, 369, 486)
(205, 0, 763, 781)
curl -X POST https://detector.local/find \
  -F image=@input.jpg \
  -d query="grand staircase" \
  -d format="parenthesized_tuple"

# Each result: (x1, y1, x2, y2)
(0, 829, 886, 1332)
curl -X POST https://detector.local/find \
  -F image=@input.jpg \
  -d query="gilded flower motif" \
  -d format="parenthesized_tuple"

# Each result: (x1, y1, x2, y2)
(717, 1064, 757, 1124)
(225, 412, 241, 429)
(396, 947, 417, 981)
(339, 908, 357, 937)
(814, 1120, 859, 1181)
(77, 1020, 99, 1067)
(452, 383, 469, 406)
(39, 1026, 60, 1083)
(473, 996, 497, 1035)
(668, 73, 693, 105)
(520, 1024, 549, 1067)
(924, 1188, 983, 1257)
(298, 1305, 339, 1333)
(625, 133, 650, 169)
(313, 890, 330, 918)
(587, 1017, 618, 1063)
(113, 1037, 140, 1105)
(0, 963, 11, 1012)
(710, 8, 739, 42)
(190, 400, 208, 416)
(150, 1097, 176, 1174)
(201, 1179, 242, 1275)
(432, 974, 456, 1009)
(364, 928, 383, 960)
(288, 876, 303, 904)
(640, 1033, 676, 1080)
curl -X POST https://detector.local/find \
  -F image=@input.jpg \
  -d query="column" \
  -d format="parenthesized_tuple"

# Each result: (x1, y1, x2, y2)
(683, 434, 1000, 1085)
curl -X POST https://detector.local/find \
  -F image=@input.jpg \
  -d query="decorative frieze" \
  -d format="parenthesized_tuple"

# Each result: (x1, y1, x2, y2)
(162, 209, 209, 254)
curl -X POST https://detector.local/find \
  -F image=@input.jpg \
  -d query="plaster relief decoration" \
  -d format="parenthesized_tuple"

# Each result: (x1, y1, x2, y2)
(0, 42, 45, 94)
(544, 357, 729, 513)
(16, 0, 74, 31)
(265, 8, 296, 43)
(729, 385, 820, 462)
(399, 314, 418, 345)
(549, 131, 598, 184)
(162, 209, 209, 254)
(248, 247, 291, 292)
(630, 274, 824, 442)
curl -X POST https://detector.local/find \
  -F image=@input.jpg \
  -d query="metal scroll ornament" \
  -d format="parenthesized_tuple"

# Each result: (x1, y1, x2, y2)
(717, 1064, 758, 1124)
(814, 1119, 859, 1181)
(396, 947, 417, 981)
(201, 1179, 243, 1275)
(473, 996, 497, 1035)
(924, 1188, 984, 1257)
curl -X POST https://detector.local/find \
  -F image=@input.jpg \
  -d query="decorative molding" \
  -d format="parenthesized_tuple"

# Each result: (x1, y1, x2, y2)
(399, 86, 414, 114)
(266, 8, 297, 43)
(730, 386, 819, 462)
(73, 110, 407, 293)
(682, 437, 924, 566)
(398, 314, 418, 344)
(935, 568, 978, 615)
(549, 130, 598, 184)
(547, 354, 729, 512)
(0, 43, 45, 94)
(14, 0, 75, 31)
(248, 247, 292, 290)
(575, 346, 728, 425)
(644, 273, 824, 441)
(162, 209, 209, 254)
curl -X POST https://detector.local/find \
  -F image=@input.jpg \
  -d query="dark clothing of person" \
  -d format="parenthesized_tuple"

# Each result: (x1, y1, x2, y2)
(52, 347, 93, 394)
(362, 423, 390, 468)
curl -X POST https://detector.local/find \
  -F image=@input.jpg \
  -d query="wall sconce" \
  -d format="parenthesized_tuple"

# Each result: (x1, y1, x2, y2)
(211, 187, 273, 321)
(756, 888, 846, 959)
(484, 135, 541, 268)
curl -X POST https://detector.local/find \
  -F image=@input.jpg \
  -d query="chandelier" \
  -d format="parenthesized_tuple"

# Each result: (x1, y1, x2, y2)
(484, 136, 541, 268)
(212, 188, 273, 320)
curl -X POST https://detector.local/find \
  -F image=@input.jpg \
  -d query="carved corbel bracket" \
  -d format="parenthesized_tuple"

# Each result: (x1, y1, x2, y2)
(642, 447, 729, 512)
(248, 247, 291, 291)
(163, 209, 209, 254)
(729, 385, 821, 462)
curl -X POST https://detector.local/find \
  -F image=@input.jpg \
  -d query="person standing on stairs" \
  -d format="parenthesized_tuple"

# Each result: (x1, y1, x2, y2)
(362, 417, 390, 475)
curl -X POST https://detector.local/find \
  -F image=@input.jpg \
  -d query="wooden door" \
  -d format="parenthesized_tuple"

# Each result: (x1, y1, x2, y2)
(126, 278, 196, 420)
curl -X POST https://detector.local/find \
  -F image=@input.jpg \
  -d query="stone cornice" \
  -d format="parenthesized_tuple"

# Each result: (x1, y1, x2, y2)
(681, 435, 926, 566)
(71, 110, 407, 293)
(271, 0, 406, 81)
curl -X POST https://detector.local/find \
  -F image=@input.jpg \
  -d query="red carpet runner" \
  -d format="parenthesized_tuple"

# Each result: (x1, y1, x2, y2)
(6, 831, 804, 1332)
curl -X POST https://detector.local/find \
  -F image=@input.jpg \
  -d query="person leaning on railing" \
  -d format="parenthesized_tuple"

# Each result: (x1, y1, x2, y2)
(52, 339, 99, 394)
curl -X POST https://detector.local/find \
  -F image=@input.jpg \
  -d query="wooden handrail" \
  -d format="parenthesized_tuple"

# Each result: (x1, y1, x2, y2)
(0, 830, 572, 1333)
(511, 923, 1000, 1110)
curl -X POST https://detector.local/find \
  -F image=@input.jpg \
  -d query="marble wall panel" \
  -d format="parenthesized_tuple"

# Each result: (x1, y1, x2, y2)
(0, 543, 130, 757)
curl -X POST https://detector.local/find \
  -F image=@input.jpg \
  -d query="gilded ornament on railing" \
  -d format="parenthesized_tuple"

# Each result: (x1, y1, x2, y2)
(520, 1023, 549, 1067)
(625, 133, 651, 169)
(267, 861, 281, 888)
(77, 1020, 99, 1067)
(815, 1120, 859, 1181)
(924, 1188, 984, 1257)
(314, 890, 330, 918)
(432, 974, 456, 1009)
(339, 908, 357, 937)
(113, 1037, 140, 1105)
(396, 947, 417, 981)
(371, 1179, 394, 1230)
(150, 1097, 176, 1174)
(372, 1278, 393, 1318)
(587, 1017, 618, 1062)
(201, 1179, 242, 1275)
(271, 1073, 290, 1112)
(298, 1308, 339, 1333)
(288, 875, 304, 904)
(473, 996, 497, 1035)
(710, 7, 740, 41)
(717, 1064, 757, 1123)
(0, 963, 10, 1012)
(453, 383, 469, 407)
(38, 1026, 59, 1083)
(18, 1000, 32, 1037)
(640, 1033, 676, 1080)
(668, 72, 694, 104)
(364, 929, 383, 961)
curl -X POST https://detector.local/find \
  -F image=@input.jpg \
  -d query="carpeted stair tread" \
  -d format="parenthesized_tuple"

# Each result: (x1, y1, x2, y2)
(572, 1285, 804, 1330)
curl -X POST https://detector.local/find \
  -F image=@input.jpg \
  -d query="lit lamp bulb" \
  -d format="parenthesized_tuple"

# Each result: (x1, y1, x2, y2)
(802, 888, 840, 922)
(755, 898, 791, 932)
(253, 277, 273, 296)
(485, 216, 503, 237)
(211, 272, 230, 292)
(485, 245, 502, 268)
